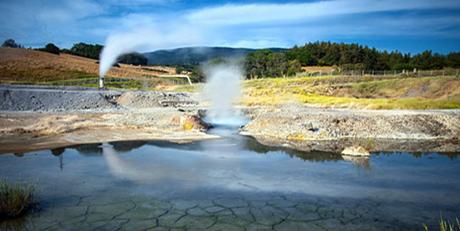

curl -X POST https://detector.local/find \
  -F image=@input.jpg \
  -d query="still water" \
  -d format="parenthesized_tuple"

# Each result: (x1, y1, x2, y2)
(0, 133, 459, 230)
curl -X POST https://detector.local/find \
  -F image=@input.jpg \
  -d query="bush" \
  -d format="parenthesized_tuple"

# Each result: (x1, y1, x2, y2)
(1, 39, 22, 48)
(0, 179, 35, 219)
(38, 43, 60, 55)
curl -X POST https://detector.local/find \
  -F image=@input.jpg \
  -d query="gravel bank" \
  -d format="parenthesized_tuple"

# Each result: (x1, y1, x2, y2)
(241, 106, 460, 152)
(0, 85, 211, 153)
(0, 84, 196, 112)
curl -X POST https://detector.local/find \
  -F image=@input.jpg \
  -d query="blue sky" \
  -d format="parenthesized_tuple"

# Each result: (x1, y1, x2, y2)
(1, 0, 460, 53)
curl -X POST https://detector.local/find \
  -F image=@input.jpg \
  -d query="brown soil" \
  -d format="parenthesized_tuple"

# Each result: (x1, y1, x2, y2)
(0, 47, 175, 82)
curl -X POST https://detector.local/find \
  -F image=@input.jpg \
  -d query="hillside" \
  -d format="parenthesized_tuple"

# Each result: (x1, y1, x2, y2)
(0, 48, 175, 83)
(144, 47, 286, 65)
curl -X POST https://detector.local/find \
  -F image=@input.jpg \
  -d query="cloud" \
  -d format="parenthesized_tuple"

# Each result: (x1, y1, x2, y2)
(187, 0, 460, 25)
(1, 0, 460, 53)
(102, 0, 176, 6)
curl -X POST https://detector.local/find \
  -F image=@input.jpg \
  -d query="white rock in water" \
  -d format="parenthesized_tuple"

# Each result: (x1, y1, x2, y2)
(341, 146, 370, 156)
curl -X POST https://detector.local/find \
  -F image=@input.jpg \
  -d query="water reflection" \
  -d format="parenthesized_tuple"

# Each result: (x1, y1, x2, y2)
(51, 148, 65, 156)
(100, 134, 373, 194)
(14, 153, 24, 157)
(342, 155, 371, 170)
(70, 143, 103, 156)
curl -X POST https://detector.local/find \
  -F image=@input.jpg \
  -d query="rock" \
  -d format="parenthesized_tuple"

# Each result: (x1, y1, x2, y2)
(178, 115, 210, 131)
(341, 146, 370, 157)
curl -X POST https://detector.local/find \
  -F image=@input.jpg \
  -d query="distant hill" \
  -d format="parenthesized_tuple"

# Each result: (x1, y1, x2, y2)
(144, 47, 286, 65)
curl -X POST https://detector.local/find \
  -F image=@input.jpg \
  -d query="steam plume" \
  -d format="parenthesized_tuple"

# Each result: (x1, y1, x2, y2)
(201, 61, 246, 127)
(99, 28, 201, 78)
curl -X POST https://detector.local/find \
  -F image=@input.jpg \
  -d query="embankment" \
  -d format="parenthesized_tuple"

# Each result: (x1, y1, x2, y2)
(241, 106, 460, 153)
(0, 85, 211, 153)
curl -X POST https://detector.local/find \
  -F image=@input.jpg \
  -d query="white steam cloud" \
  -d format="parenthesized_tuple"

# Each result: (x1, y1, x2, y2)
(99, 27, 202, 77)
(201, 61, 246, 127)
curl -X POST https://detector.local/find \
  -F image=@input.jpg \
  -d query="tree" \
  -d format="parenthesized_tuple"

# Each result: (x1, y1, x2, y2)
(175, 66, 186, 74)
(287, 60, 302, 76)
(446, 52, 460, 68)
(2, 39, 22, 48)
(69, 43, 103, 59)
(244, 50, 300, 79)
(38, 43, 60, 55)
(410, 50, 445, 70)
(117, 53, 148, 65)
(190, 66, 204, 82)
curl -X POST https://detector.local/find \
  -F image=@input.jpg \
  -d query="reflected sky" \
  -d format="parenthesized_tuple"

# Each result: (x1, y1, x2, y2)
(1, 135, 460, 208)
(78, 134, 460, 206)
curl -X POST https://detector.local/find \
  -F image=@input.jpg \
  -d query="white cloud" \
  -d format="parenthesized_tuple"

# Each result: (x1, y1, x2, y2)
(1, 0, 460, 52)
(187, 0, 460, 25)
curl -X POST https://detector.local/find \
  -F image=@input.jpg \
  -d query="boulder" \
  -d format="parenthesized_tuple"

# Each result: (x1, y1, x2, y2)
(341, 146, 370, 157)
(172, 115, 210, 131)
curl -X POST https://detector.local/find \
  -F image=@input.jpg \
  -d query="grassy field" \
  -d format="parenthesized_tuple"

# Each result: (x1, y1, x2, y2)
(0, 47, 177, 86)
(242, 75, 460, 109)
(171, 75, 460, 109)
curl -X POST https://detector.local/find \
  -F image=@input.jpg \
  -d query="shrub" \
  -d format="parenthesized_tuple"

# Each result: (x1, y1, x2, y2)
(0, 179, 35, 219)
(1, 39, 22, 48)
(39, 43, 60, 55)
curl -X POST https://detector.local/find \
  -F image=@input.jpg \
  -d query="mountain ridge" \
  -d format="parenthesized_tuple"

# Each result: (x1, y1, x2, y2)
(143, 46, 286, 65)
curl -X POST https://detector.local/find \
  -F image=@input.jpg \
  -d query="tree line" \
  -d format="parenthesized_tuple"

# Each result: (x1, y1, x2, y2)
(62, 42, 147, 65)
(285, 42, 460, 70)
(242, 42, 460, 79)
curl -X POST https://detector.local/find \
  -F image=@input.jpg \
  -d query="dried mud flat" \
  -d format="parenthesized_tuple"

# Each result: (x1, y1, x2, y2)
(1, 191, 434, 231)
(1, 85, 460, 154)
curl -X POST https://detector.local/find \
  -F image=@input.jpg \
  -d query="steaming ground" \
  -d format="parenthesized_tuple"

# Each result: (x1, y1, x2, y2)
(1, 84, 460, 154)
(201, 62, 247, 127)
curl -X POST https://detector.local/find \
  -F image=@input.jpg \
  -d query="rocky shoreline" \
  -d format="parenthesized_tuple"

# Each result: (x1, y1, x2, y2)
(241, 106, 460, 153)
(1, 85, 459, 154)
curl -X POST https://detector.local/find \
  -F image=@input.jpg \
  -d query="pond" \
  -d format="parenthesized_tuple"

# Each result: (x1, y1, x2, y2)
(1, 131, 459, 230)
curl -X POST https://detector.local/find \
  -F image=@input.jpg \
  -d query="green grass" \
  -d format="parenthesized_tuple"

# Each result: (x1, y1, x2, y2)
(168, 84, 202, 92)
(0, 69, 101, 83)
(166, 75, 460, 109)
(0, 179, 36, 219)
(296, 94, 460, 109)
(242, 75, 460, 109)
(424, 217, 460, 231)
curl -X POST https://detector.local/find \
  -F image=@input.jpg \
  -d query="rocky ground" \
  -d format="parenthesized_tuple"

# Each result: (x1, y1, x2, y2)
(0, 85, 212, 153)
(242, 105, 460, 153)
(1, 84, 460, 153)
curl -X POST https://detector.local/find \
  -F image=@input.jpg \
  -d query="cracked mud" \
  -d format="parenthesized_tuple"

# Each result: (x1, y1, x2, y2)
(4, 193, 435, 231)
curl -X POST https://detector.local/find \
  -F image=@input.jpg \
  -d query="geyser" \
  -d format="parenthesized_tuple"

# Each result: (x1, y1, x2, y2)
(201, 61, 247, 127)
